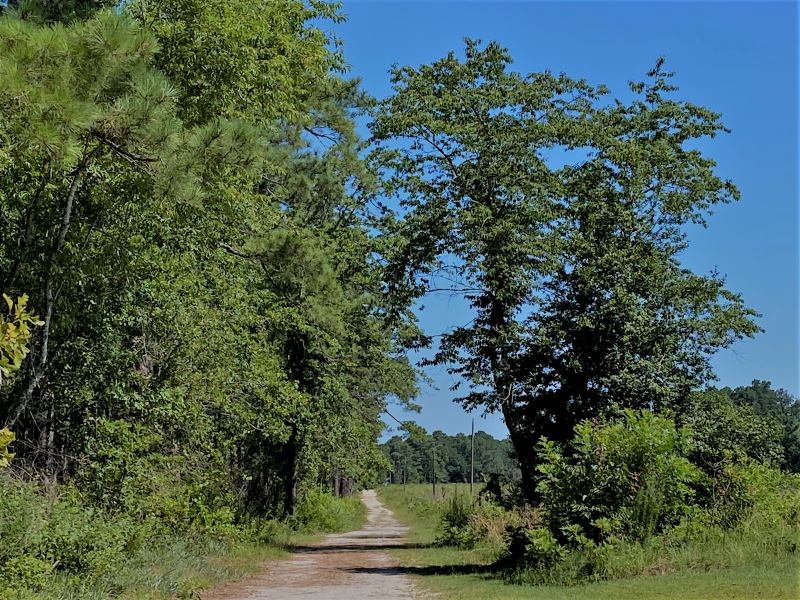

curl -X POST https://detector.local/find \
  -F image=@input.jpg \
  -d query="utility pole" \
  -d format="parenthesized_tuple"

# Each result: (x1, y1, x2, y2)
(403, 454, 407, 491)
(470, 418, 475, 497)
(432, 443, 437, 499)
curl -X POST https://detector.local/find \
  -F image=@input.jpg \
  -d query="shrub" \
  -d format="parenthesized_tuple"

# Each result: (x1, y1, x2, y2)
(536, 410, 699, 545)
(506, 418, 800, 585)
(436, 493, 476, 546)
(437, 495, 521, 549)
(1, 555, 52, 591)
(468, 501, 521, 547)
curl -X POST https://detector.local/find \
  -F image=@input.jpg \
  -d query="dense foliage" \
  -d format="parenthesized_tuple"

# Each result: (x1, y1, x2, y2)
(536, 410, 700, 544)
(0, 0, 415, 504)
(723, 380, 800, 471)
(382, 429, 519, 484)
(1, 3, 796, 596)
(0, 1, 415, 595)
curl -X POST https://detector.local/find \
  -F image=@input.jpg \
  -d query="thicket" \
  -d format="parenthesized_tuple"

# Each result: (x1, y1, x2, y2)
(431, 402, 799, 585)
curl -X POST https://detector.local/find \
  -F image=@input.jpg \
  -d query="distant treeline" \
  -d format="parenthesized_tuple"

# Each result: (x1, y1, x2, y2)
(382, 430, 520, 484)
(380, 378, 800, 487)
(718, 380, 800, 472)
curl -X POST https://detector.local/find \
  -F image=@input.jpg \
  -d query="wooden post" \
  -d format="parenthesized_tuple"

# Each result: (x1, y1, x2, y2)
(470, 418, 475, 497)
(432, 443, 437, 499)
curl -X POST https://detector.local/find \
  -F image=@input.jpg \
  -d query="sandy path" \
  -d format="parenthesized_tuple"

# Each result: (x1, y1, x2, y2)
(202, 489, 415, 599)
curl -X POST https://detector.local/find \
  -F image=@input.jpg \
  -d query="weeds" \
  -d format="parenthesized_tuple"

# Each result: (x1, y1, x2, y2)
(0, 475, 365, 598)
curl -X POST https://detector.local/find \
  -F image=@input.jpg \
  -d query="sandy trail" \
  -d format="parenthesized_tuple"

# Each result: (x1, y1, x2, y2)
(202, 489, 414, 599)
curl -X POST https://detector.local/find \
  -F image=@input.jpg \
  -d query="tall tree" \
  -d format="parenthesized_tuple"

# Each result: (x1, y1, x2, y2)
(373, 42, 758, 501)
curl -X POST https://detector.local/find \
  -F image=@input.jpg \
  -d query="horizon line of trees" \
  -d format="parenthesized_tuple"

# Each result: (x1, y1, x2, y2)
(382, 429, 520, 484)
(381, 376, 800, 488)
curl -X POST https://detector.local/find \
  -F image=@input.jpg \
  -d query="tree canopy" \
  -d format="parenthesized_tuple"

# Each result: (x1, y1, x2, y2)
(372, 42, 759, 499)
(0, 1, 417, 520)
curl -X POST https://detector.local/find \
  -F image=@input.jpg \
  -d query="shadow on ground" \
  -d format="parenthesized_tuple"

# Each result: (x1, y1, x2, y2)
(290, 542, 439, 553)
(343, 563, 500, 577)
(288, 541, 502, 577)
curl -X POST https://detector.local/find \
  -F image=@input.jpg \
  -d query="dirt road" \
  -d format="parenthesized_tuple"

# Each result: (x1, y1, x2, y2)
(202, 490, 415, 599)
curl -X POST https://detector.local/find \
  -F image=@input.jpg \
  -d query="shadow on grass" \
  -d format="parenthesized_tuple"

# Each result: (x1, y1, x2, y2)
(290, 541, 440, 553)
(343, 563, 500, 577)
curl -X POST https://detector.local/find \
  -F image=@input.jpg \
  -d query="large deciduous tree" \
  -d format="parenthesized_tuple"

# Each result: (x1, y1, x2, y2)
(373, 41, 758, 501)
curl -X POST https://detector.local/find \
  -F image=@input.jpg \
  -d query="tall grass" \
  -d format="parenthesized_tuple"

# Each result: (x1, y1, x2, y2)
(293, 488, 367, 533)
(0, 475, 367, 599)
(378, 483, 479, 544)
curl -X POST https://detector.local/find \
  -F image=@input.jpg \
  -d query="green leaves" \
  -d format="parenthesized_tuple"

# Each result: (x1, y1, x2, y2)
(131, 0, 343, 127)
(0, 294, 42, 385)
(0, 427, 15, 468)
(536, 410, 700, 544)
(0, 292, 38, 471)
(374, 42, 758, 501)
(0, 0, 417, 525)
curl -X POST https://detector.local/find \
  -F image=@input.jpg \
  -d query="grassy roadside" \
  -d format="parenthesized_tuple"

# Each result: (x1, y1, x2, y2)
(377, 484, 800, 600)
(3, 487, 367, 600)
(34, 539, 292, 600)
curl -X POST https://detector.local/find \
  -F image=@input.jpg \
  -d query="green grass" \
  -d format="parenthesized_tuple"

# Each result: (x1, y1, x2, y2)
(3, 486, 367, 600)
(5, 538, 289, 600)
(411, 563, 800, 600)
(379, 482, 481, 544)
(378, 484, 800, 600)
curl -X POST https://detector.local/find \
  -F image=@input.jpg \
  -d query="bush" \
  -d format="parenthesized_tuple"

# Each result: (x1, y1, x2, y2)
(505, 413, 800, 586)
(536, 410, 699, 544)
(437, 494, 521, 549)
(1, 555, 52, 592)
(436, 493, 476, 546)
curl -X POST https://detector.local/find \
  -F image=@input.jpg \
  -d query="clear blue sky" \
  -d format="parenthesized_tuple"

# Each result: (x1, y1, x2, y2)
(332, 1, 799, 439)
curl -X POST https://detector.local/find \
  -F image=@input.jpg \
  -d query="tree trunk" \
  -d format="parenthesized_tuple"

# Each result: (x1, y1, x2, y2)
(7, 153, 89, 428)
(282, 426, 300, 517)
(501, 402, 539, 504)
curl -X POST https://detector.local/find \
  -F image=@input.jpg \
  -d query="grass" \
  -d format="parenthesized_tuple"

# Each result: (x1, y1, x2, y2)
(2, 485, 367, 600)
(377, 484, 800, 600)
(410, 563, 800, 600)
(6, 538, 290, 600)
(379, 482, 481, 544)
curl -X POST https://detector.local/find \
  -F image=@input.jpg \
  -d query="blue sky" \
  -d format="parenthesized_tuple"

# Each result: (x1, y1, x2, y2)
(332, 1, 799, 439)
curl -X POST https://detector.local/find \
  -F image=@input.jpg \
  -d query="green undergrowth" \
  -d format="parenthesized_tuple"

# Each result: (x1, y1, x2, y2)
(6, 539, 287, 600)
(0, 475, 366, 599)
(378, 484, 800, 600)
(292, 488, 367, 534)
(378, 483, 456, 543)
